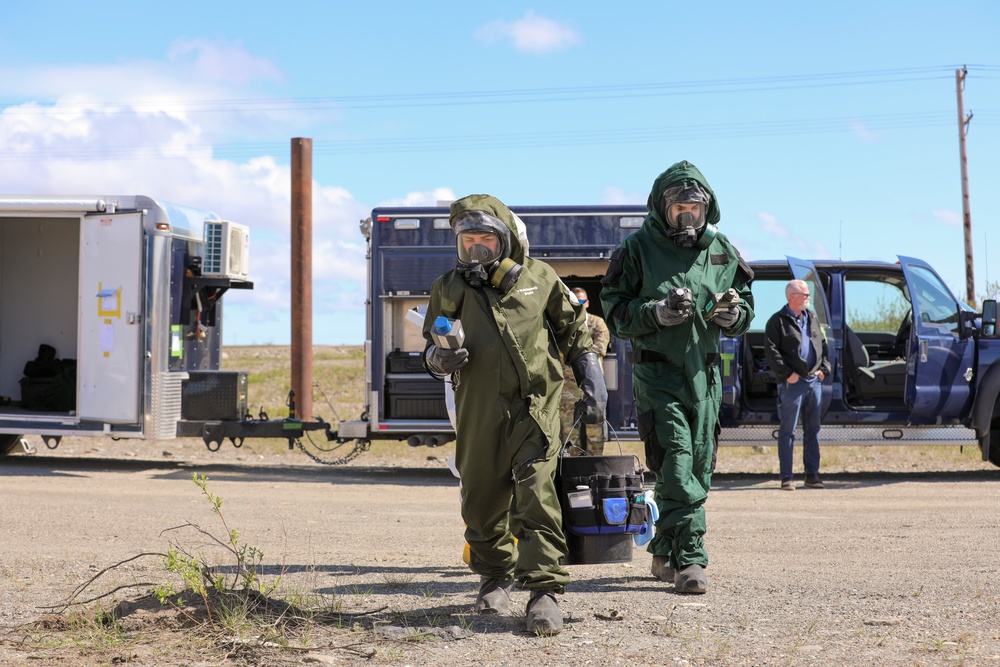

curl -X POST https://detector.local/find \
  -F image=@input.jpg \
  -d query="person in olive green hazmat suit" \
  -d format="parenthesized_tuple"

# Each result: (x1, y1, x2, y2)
(600, 162, 754, 594)
(423, 194, 608, 634)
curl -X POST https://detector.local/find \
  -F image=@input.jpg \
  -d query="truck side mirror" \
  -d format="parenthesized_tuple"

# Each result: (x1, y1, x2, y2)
(983, 299, 998, 337)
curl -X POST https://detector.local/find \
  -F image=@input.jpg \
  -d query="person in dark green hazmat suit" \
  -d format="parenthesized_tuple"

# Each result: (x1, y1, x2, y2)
(422, 194, 608, 634)
(600, 162, 754, 594)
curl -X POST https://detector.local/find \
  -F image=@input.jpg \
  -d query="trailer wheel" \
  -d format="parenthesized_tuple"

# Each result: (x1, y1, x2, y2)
(1, 434, 23, 456)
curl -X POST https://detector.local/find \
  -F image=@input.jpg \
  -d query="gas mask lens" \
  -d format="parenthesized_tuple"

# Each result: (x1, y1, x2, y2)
(661, 184, 709, 230)
(457, 230, 502, 265)
(669, 204, 703, 229)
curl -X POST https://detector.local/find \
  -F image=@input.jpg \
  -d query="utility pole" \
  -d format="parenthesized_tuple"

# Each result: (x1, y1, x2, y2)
(956, 66, 975, 304)
(290, 138, 314, 421)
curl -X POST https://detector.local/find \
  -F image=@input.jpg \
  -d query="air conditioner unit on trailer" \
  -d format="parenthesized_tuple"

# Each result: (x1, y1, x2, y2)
(202, 220, 250, 280)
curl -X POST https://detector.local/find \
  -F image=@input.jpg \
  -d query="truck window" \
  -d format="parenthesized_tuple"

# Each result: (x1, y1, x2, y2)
(746, 279, 788, 331)
(844, 275, 909, 334)
(907, 265, 960, 334)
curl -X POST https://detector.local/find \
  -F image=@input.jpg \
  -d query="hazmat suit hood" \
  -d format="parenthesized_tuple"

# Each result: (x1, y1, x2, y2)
(449, 194, 526, 292)
(450, 194, 526, 264)
(645, 161, 721, 248)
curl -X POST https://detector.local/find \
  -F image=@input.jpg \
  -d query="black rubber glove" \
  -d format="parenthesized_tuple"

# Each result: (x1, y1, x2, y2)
(654, 287, 693, 327)
(571, 351, 608, 425)
(705, 289, 741, 329)
(425, 344, 469, 376)
(711, 307, 740, 329)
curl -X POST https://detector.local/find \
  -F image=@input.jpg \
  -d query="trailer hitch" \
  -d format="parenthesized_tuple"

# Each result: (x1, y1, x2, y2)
(176, 416, 332, 451)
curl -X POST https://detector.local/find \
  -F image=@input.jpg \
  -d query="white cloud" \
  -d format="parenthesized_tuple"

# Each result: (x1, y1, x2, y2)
(758, 211, 790, 239)
(377, 188, 457, 208)
(601, 185, 644, 205)
(931, 208, 962, 227)
(0, 41, 459, 344)
(1, 39, 283, 99)
(850, 119, 879, 142)
(756, 211, 831, 259)
(167, 39, 284, 85)
(0, 89, 364, 345)
(475, 11, 582, 53)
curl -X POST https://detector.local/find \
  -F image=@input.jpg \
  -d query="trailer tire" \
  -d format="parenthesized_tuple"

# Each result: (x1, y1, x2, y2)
(1, 434, 22, 456)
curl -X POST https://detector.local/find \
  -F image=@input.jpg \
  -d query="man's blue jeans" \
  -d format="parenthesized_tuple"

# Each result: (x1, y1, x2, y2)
(777, 375, 822, 479)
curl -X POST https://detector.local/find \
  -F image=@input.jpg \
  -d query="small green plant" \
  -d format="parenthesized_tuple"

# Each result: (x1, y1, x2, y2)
(155, 473, 282, 629)
(68, 601, 127, 649)
(924, 636, 948, 652)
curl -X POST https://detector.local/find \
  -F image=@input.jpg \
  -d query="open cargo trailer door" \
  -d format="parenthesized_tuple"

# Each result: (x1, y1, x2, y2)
(77, 211, 143, 425)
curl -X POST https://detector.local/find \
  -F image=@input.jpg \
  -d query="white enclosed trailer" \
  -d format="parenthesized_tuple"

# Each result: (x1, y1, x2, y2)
(0, 195, 325, 455)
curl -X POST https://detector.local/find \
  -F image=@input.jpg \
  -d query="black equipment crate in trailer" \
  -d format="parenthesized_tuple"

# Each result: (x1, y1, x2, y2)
(387, 349, 425, 373)
(384, 374, 447, 419)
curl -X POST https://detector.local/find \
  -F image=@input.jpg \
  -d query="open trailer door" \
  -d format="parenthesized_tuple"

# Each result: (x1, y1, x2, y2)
(77, 211, 144, 425)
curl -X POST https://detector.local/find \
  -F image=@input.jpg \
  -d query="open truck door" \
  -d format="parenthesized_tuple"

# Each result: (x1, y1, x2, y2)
(897, 255, 974, 421)
(77, 211, 143, 425)
(787, 256, 834, 416)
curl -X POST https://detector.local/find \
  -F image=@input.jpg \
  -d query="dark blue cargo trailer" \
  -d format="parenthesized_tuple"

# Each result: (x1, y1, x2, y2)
(336, 205, 647, 448)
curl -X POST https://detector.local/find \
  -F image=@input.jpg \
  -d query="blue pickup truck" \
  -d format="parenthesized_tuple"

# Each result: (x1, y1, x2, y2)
(718, 256, 1000, 468)
(332, 205, 1000, 468)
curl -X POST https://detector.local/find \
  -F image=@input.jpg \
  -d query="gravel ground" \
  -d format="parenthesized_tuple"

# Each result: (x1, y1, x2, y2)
(1, 436, 998, 666)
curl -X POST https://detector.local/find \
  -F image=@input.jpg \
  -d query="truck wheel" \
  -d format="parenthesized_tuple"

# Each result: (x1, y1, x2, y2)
(990, 410, 1000, 468)
(990, 432, 1000, 469)
(1, 434, 23, 456)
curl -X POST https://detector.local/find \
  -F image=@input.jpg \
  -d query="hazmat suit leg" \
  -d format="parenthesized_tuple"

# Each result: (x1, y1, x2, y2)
(637, 383, 717, 570)
(456, 395, 570, 592)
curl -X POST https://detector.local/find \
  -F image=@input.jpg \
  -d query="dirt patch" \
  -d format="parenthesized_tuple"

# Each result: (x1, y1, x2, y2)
(1, 440, 999, 666)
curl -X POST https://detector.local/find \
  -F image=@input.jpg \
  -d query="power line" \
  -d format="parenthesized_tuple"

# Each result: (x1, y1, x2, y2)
(0, 65, 964, 115)
(0, 110, 977, 162)
(1, 65, 993, 163)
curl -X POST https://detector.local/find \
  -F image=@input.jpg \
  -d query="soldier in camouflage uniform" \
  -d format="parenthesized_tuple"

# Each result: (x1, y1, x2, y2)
(560, 287, 611, 455)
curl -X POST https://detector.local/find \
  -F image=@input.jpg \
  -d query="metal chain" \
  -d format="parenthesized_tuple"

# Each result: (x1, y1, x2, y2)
(294, 437, 371, 466)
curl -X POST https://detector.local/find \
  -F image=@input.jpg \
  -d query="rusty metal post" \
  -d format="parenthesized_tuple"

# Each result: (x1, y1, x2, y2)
(290, 138, 313, 420)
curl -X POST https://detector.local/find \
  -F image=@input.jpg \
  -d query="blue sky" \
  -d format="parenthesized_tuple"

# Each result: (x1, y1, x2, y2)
(2, 2, 999, 345)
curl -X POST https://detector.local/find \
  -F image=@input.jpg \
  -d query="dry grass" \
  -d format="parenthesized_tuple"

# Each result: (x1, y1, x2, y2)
(19, 345, 991, 472)
(219, 345, 996, 473)
(223, 345, 365, 422)
(216, 345, 367, 458)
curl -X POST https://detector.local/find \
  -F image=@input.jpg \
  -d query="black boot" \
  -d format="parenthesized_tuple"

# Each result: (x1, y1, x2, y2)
(475, 576, 514, 614)
(674, 564, 707, 594)
(525, 590, 562, 635)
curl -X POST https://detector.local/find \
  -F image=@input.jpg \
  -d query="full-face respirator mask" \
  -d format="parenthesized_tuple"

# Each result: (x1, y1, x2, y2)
(660, 183, 716, 249)
(453, 211, 523, 292)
